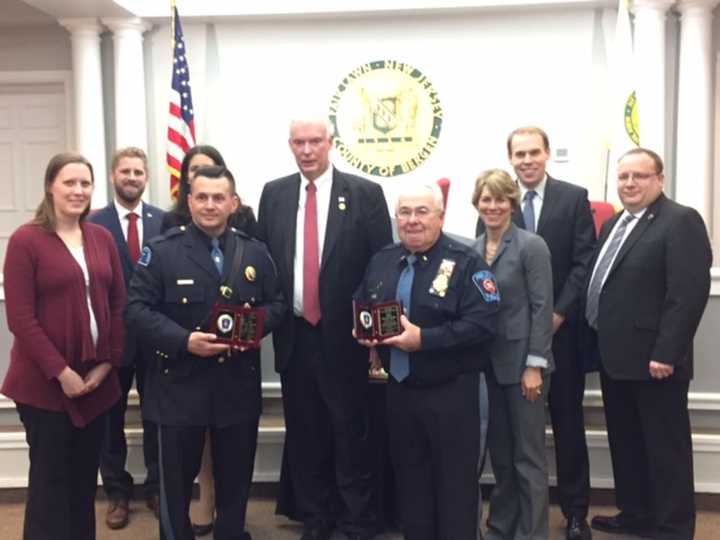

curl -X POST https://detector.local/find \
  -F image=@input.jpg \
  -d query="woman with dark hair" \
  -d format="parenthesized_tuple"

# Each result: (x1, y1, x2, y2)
(162, 144, 257, 238)
(161, 144, 257, 536)
(2, 152, 126, 540)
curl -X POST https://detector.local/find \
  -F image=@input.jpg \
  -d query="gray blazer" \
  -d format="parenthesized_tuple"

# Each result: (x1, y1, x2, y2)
(474, 224, 554, 384)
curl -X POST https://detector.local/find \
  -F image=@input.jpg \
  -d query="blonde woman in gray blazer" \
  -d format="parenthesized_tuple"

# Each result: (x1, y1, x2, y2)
(473, 169, 554, 540)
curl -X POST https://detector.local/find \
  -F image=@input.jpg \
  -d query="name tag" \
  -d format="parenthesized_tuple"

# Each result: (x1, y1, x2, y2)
(176, 279, 194, 285)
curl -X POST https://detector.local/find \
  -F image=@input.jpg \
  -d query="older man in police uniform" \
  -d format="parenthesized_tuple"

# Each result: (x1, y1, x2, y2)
(355, 183, 499, 540)
(126, 165, 286, 540)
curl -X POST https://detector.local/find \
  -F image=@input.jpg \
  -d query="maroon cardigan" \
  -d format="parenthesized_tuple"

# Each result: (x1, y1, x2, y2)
(2, 222, 126, 427)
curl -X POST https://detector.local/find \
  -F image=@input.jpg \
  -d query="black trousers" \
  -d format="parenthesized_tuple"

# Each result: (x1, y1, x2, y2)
(17, 403, 105, 540)
(547, 323, 590, 518)
(386, 372, 480, 540)
(158, 419, 258, 540)
(278, 318, 375, 534)
(100, 360, 159, 501)
(600, 371, 695, 540)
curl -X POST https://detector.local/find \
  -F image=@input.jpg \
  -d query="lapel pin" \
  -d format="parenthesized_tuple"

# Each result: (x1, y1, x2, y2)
(147, 212, 153, 218)
(647, 213, 654, 220)
(245, 265, 257, 282)
(338, 196, 347, 211)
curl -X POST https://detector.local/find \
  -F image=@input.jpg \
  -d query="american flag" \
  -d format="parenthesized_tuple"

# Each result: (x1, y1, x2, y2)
(166, 4, 196, 200)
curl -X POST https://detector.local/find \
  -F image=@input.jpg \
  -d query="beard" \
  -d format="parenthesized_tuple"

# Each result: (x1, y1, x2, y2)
(115, 183, 145, 206)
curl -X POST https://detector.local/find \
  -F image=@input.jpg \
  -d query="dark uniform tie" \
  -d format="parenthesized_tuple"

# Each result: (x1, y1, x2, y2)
(211, 237, 224, 275)
(390, 254, 416, 382)
(522, 190, 537, 233)
(585, 214, 635, 329)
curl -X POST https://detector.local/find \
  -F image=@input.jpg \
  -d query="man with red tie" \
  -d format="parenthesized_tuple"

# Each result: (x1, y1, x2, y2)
(88, 147, 165, 529)
(257, 117, 392, 540)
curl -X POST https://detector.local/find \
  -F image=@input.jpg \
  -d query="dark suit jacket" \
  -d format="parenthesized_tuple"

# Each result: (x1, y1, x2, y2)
(476, 175, 595, 323)
(89, 202, 165, 365)
(585, 194, 712, 381)
(256, 168, 392, 378)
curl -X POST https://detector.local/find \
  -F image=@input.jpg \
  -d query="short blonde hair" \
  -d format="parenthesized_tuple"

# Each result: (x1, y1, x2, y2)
(471, 169, 520, 210)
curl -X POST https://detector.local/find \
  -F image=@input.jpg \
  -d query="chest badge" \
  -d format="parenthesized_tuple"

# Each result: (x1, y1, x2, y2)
(429, 258, 456, 298)
(219, 285, 233, 299)
(245, 265, 257, 282)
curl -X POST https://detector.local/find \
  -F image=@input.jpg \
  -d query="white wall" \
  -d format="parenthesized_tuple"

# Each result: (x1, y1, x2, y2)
(0, 26, 71, 72)
(145, 7, 610, 238)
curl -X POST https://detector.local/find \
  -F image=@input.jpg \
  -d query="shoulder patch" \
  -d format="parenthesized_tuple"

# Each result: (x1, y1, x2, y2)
(472, 270, 500, 303)
(138, 246, 152, 267)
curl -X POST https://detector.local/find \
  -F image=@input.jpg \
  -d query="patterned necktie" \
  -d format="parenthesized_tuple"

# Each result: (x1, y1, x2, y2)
(522, 190, 537, 233)
(390, 254, 416, 382)
(585, 214, 635, 329)
(126, 212, 140, 263)
(303, 182, 321, 325)
(211, 237, 224, 276)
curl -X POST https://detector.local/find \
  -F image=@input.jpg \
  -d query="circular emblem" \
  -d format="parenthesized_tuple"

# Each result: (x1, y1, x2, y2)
(624, 91, 640, 146)
(329, 60, 443, 177)
(359, 310, 373, 330)
(244, 265, 256, 282)
(217, 313, 234, 334)
(482, 279, 497, 294)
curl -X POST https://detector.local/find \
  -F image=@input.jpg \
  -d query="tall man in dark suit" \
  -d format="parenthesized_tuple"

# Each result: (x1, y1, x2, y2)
(476, 126, 596, 540)
(257, 117, 393, 540)
(88, 147, 165, 529)
(586, 148, 711, 540)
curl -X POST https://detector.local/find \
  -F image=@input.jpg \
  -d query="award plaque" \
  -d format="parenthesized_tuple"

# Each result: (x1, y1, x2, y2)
(353, 300, 403, 341)
(209, 304, 264, 349)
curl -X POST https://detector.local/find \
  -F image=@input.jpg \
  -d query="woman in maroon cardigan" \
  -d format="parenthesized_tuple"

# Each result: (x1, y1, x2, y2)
(2, 152, 126, 540)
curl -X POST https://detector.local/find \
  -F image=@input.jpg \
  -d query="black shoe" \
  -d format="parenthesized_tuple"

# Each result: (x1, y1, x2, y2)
(191, 521, 214, 536)
(300, 525, 332, 540)
(567, 516, 592, 540)
(591, 513, 653, 537)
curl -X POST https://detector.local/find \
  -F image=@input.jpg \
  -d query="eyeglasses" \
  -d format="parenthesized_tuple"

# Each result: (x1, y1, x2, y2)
(396, 206, 436, 220)
(617, 172, 658, 184)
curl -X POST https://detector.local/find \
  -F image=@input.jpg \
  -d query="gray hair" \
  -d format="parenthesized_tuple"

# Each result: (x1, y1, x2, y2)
(396, 183, 444, 213)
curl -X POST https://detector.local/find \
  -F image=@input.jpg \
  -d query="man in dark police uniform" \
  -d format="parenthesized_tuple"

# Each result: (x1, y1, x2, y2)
(355, 183, 499, 540)
(126, 165, 286, 540)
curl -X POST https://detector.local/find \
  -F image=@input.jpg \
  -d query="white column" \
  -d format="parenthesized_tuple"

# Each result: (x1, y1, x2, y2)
(631, 0, 675, 155)
(58, 18, 108, 207)
(101, 18, 152, 151)
(675, 0, 719, 225)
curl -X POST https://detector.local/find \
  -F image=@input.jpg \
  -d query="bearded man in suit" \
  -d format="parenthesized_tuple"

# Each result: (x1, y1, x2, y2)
(88, 147, 165, 528)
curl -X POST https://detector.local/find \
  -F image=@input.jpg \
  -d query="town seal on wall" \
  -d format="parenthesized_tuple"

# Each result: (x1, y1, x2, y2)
(329, 60, 443, 177)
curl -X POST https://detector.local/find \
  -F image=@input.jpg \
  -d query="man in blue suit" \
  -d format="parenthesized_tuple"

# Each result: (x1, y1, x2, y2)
(88, 147, 165, 529)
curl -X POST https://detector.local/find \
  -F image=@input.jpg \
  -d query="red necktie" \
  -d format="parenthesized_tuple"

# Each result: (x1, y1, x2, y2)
(127, 212, 141, 263)
(303, 182, 321, 325)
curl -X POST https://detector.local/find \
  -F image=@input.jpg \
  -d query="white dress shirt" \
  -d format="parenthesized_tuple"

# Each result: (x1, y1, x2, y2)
(293, 167, 333, 316)
(115, 199, 144, 245)
(69, 245, 98, 346)
(518, 175, 548, 231)
(588, 207, 646, 289)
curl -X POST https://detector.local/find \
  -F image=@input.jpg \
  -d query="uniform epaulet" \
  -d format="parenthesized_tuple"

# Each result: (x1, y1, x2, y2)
(150, 225, 186, 245)
(229, 226, 252, 241)
(379, 241, 402, 252)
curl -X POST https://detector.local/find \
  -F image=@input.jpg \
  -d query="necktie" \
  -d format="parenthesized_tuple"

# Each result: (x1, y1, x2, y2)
(522, 190, 537, 233)
(126, 212, 140, 263)
(585, 214, 635, 329)
(211, 238, 224, 275)
(390, 254, 416, 382)
(303, 182, 321, 325)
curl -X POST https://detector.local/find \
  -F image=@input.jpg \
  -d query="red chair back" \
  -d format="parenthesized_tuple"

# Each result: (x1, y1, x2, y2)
(590, 201, 615, 238)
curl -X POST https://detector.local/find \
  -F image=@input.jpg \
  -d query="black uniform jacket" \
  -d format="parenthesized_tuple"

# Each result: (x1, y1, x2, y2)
(355, 233, 500, 387)
(125, 224, 287, 427)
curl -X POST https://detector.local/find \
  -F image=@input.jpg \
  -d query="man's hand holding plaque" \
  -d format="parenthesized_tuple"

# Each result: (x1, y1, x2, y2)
(209, 302, 265, 350)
